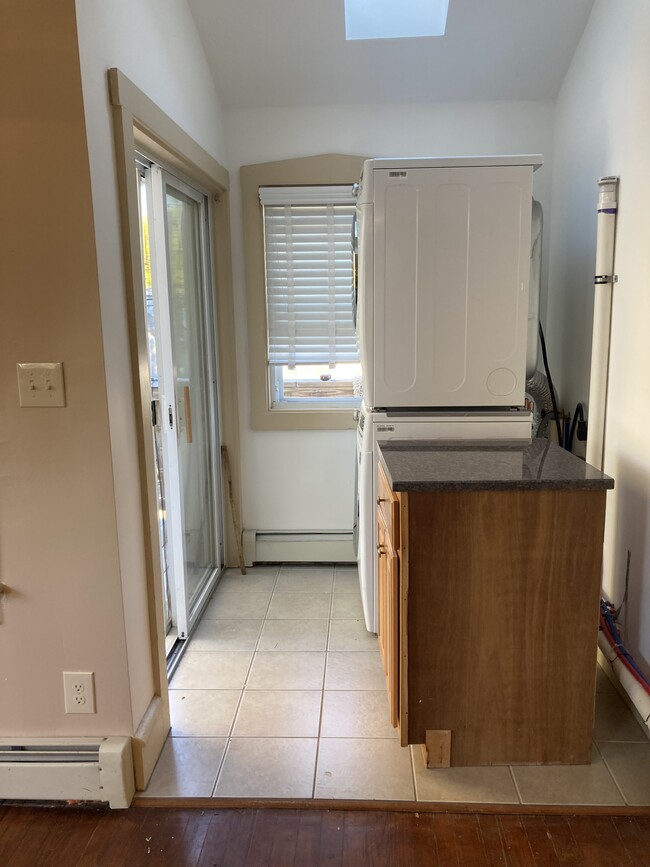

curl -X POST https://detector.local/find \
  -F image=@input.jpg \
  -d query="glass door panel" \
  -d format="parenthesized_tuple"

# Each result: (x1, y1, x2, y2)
(138, 169, 173, 638)
(164, 183, 217, 612)
(137, 158, 223, 648)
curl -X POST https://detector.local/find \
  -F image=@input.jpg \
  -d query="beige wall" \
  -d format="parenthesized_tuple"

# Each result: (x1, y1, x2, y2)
(0, 0, 132, 734)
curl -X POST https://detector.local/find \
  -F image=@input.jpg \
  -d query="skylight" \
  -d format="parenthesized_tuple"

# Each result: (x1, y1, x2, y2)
(344, 0, 449, 41)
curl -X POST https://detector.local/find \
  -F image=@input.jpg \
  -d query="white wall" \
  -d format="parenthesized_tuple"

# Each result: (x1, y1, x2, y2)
(225, 101, 556, 533)
(547, 0, 650, 678)
(75, 0, 227, 729)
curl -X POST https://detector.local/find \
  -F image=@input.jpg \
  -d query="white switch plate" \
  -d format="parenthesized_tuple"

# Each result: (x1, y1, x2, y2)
(17, 362, 66, 407)
(63, 671, 96, 714)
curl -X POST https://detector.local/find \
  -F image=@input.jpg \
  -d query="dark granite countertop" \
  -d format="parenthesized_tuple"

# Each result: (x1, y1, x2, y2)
(377, 438, 615, 492)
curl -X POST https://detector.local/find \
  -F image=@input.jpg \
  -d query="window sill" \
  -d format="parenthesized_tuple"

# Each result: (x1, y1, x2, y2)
(251, 404, 359, 431)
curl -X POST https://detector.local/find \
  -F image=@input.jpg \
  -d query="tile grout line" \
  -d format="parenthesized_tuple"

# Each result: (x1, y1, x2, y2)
(508, 764, 524, 805)
(310, 565, 336, 799)
(210, 565, 280, 796)
(593, 739, 630, 807)
(408, 743, 419, 802)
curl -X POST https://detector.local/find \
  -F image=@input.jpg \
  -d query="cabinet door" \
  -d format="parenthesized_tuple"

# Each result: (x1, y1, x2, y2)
(385, 542, 399, 729)
(377, 513, 399, 728)
(377, 517, 388, 675)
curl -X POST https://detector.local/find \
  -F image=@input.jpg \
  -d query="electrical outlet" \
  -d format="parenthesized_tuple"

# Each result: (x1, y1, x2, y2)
(63, 671, 95, 714)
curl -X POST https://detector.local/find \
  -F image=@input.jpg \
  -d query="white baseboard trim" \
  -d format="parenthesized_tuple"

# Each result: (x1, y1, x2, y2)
(0, 737, 135, 809)
(242, 531, 356, 566)
(132, 695, 171, 790)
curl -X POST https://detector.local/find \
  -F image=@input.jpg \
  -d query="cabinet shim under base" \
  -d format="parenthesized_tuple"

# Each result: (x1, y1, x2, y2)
(376, 462, 608, 768)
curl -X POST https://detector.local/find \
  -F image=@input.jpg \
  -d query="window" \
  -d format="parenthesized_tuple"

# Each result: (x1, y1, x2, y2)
(240, 154, 367, 430)
(345, 0, 449, 41)
(260, 185, 361, 410)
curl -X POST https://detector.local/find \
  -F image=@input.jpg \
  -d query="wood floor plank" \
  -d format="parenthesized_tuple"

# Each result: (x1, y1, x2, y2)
(245, 809, 300, 867)
(453, 814, 486, 865)
(31, 806, 107, 867)
(385, 811, 438, 867)
(0, 808, 51, 867)
(521, 815, 561, 866)
(569, 816, 631, 867)
(74, 807, 147, 866)
(1, 804, 649, 866)
(0, 804, 12, 835)
(317, 809, 346, 865)
(267, 809, 302, 867)
(169, 809, 214, 866)
(430, 813, 461, 866)
(477, 814, 508, 867)
(197, 809, 256, 867)
(292, 809, 323, 867)
(498, 815, 537, 867)
(129, 808, 211, 866)
(611, 816, 650, 867)
(342, 810, 390, 867)
(0, 806, 54, 864)
(540, 816, 582, 866)
(341, 810, 389, 867)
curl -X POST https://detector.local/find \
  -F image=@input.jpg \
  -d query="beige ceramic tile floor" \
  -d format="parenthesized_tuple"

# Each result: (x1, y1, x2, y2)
(140, 565, 650, 805)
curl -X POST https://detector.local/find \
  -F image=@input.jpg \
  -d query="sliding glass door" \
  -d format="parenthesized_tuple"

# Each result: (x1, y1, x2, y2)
(138, 159, 223, 646)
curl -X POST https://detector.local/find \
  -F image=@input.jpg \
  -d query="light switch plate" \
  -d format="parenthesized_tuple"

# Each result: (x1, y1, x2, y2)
(17, 362, 66, 407)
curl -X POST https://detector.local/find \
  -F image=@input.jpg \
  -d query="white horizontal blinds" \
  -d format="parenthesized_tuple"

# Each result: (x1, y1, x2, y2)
(261, 186, 358, 367)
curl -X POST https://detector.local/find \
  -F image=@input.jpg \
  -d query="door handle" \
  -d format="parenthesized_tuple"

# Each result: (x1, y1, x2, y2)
(183, 386, 193, 444)
(168, 404, 174, 430)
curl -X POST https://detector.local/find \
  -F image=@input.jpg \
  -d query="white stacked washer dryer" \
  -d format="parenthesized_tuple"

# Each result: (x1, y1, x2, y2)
(353, 155, 543, 634)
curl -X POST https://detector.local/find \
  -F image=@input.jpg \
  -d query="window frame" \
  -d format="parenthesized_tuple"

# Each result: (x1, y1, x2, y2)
(269, 362, 362, 410)
(241, 154, 367, 431)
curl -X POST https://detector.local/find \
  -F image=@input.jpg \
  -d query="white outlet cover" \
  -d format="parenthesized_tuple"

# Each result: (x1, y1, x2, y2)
(63, 671, 96, 714)
(17, 362, 66, 407)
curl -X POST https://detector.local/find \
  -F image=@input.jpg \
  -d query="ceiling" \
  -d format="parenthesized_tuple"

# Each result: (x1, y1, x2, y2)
(187, 0, 595, 110)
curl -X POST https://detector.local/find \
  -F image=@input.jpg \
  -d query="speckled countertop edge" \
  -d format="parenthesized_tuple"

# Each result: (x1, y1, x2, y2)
(377, 439, 615, 493)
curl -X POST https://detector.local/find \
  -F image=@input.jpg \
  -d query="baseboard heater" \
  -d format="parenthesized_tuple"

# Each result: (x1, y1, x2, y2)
(0, 737, 134, 809)
(242, 530, 356, 566)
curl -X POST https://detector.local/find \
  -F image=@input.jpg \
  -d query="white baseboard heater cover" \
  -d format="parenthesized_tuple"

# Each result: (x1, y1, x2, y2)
(242, 531, 356, 566)
(0, 737, 135, 809)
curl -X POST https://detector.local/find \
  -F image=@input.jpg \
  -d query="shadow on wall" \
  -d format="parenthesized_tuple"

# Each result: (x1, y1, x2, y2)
(604, 454, 649, 681)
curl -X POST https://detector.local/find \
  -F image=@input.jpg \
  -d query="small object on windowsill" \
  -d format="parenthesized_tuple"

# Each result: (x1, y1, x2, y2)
(320, 374, 332, 381)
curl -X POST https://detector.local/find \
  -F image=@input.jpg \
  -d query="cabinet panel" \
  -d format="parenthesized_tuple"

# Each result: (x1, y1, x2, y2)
(377, 461, 400, 547)
(386, 544, 399, 729)
(377, 517, 388, 675)
(405, 488, 606, 766)
(377, 510, 399, 730)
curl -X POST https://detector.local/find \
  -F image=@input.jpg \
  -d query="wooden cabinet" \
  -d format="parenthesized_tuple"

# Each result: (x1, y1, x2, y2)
(376, 458, 609, 768)
(376, 462, 400, 729)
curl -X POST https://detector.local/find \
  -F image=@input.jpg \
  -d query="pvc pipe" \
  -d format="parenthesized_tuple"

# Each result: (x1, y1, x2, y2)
(598, 632, 650, 735)
(586, 176, 619, 471)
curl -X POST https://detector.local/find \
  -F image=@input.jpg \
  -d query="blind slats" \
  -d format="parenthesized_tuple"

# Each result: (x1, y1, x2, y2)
(263, 195, 358, 367)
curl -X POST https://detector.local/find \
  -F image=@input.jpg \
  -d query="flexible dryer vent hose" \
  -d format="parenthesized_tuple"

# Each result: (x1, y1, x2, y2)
(526, 369, 554, 414)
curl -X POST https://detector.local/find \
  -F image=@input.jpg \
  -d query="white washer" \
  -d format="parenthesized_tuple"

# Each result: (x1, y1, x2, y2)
(356, 403, 533, 633)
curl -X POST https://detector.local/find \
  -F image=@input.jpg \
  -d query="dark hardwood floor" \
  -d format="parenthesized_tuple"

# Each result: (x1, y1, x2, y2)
(0, 804, 649, 866)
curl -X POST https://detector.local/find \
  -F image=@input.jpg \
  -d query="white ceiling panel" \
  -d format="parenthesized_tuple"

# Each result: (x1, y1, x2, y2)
(187, 0, 595, 109)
